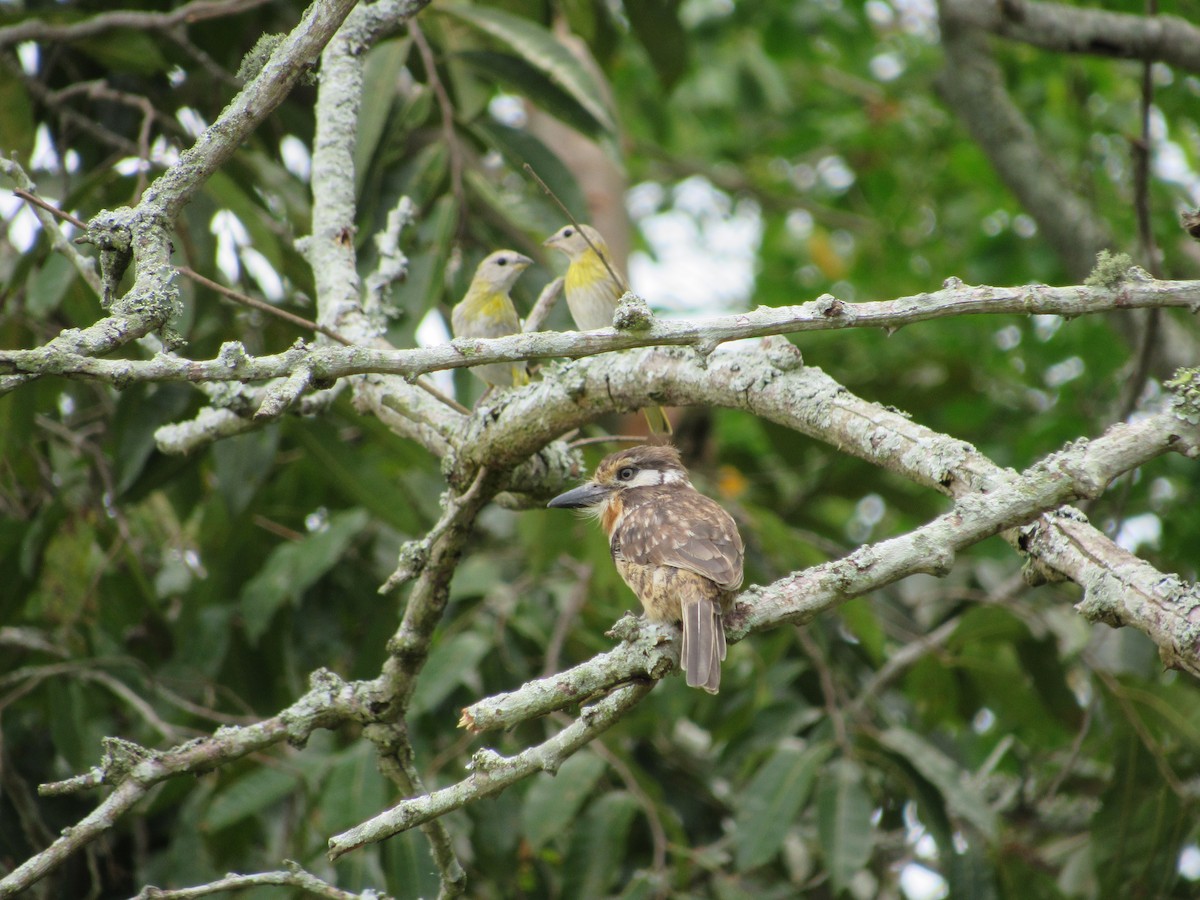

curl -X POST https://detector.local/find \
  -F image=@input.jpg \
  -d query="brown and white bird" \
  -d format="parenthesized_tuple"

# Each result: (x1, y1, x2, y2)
(547, 444, 745, 692)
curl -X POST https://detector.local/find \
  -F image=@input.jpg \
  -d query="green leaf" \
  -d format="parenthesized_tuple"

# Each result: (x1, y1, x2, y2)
(379, 827, 442, 898)
(113, 384, 193, 497)
(409, 631, 491, 714)
(945, 843, 1000, 900)
(521, 749, 608, 852)
(455, 49, 609, 138)
(562, 790, 640, 897)
(438, 4, 615, 134)
(201, 765, 297, 831)
(734, 741, 832, 871)
(627, 0, 689, 90)
(211, 425, 280, 516)
(389, 193, 457, 323)
(1091, 728, 1187, 895)
(25, 250, 78, 318)
(469, 119, 588, 220)
(292, 422, 432, 533)
(46, 678, 103, 773)
(877, 728, 998, 839)
(837, 598, 886, 666)
(203, 169, 284, 271)
(318, 742, 389, 834)
(73, 29, 169, 74)
(355, 37, 411, 192)
(0, 76, 33, 161)
(816, 758, 874, 896)
(239, 509, 370, 642)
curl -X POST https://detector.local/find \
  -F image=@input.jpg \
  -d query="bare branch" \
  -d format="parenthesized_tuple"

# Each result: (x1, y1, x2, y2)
(133, 860, 378, 899)
(0, 0, 362, 400)
(941, 0, 1200, 73)
(523, 276, 564, 334)
(4, 276, 1197, 387)
(936, 7, 1110, 280)
(328, 681, 654, 859)
(0, 669, 371, 896)
(1, 158, 100, 296)
(461, 401, 1200, 733)
(0, 0, 273, 47)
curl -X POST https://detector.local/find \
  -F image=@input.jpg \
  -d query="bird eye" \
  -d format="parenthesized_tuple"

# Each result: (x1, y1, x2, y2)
(618, 466, 635, 481)
(497, 257, 508, 266)
(563, 227, 574, 238)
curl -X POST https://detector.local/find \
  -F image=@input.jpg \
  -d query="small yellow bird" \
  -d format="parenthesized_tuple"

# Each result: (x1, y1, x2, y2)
(451, 250, 533, 388)
(542, 223, 626, 331)
(543, 223, 671, 432)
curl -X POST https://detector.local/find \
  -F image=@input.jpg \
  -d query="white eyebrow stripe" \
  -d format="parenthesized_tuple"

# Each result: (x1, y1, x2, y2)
(625, 468, 689, 488)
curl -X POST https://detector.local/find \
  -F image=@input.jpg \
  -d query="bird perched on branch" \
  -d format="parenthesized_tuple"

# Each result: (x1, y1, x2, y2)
(450, 250, 533, 388)
(543, 223, 626, 331)
(543, 223, 671, 432)
(547, 444, 745, 692)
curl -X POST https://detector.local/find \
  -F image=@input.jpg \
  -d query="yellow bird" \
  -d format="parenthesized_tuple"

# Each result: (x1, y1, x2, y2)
(542, 223, 626, 331)
(451, 250, 533, 388)
(543, 223, 671, 432)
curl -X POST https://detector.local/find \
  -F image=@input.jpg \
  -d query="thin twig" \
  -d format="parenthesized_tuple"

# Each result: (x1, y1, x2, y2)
(796, 629, 852, 757)
(522, 276, 563, 333)
(591, 739, 669, 879)
(12, 188, 87, 229)
(0, 0, 272, 46)
(367, 723, 466, 898)
(410, 21, 465, 227)
(176, 265, 353, 344)
(1045, 700, 1095, 800)
(415, 377, 471, 415)
(131, 860, 370, 899)
(328, 681, 654, 859)
(1118, 0, 1163, 422)
(541, 559, 592, 677)
(1092, 665, 1186, 796)
(847, 616, 961, 718)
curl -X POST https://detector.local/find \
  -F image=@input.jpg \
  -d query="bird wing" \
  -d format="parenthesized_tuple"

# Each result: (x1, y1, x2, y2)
(613, 490, 744, 591)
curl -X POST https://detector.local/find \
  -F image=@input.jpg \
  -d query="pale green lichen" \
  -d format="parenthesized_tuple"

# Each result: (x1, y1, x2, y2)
(612, 293, 654, 331)
(237, 33, 286, 83)
(1166, 367, 1200, 425)
(1084, 250, 1133, 289)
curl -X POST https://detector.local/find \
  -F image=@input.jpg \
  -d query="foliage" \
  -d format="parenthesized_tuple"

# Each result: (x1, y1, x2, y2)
(2, 1, 1200, 898)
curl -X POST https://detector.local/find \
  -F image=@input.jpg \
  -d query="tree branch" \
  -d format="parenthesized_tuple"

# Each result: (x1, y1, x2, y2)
(940, 0, 1200, 72)
(0, 669, 370, 896)
(3, 276, 1196, 388)
(0, 0, 273, 47)
(936, 4, 1110, 280)
(462, 398, 1200, 733)
(328, 680, 654, 859)
(0, 0, 361, 399)
(133, 860, 376, 899)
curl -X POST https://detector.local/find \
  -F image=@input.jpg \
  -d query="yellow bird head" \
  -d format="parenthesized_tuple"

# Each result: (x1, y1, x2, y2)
(542, 223, 609, 262)
(471, 249, 533, 292)
(451, 249, 534, 388)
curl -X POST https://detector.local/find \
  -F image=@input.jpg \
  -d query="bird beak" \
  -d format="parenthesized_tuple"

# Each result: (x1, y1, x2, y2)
(547, 481, 611, 509)
(541, 234, 558, 249)
(513, 253, 533, 269)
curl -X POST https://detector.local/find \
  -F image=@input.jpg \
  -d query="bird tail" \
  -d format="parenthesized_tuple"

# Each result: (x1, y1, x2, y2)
(681, 598, 726, 693)
(640, 405, 672, 435)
